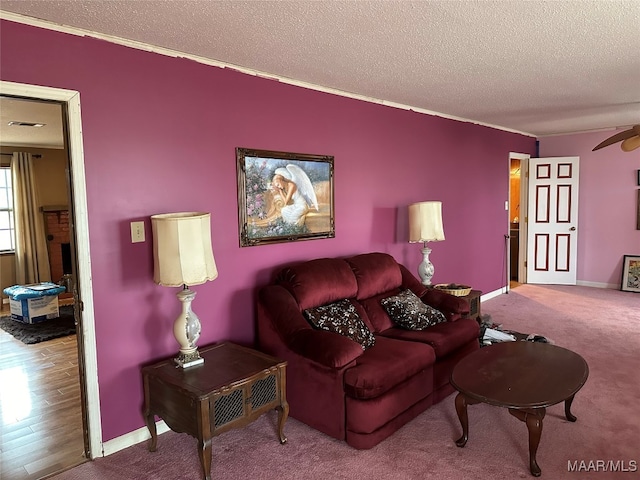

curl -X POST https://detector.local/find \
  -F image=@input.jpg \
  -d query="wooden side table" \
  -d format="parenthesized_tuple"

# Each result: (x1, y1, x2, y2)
(460, 289, 482, 321)
(142, 342, 288, 480)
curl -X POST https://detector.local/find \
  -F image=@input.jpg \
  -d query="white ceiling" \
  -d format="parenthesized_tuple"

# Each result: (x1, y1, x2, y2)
(0, 97, 64, 149)
(1, 0, 639, 140)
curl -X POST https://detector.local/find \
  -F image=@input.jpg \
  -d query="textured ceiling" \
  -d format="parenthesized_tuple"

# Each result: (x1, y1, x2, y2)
(1, 0, 639, 138)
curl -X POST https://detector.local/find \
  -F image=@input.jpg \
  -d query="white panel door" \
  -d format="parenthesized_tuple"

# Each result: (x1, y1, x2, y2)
(527, 157, 579, 284)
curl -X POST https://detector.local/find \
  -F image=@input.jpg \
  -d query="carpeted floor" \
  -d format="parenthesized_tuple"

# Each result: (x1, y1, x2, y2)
(49, 285, 639, 480)
(0, 305, 75, 344)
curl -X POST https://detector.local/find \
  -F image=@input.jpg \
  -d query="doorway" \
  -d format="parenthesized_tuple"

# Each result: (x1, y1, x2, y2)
(508, 152, 530, 288)
(0, 81, 101, 476)
(509, 158, 521, 286)
(0, 98, 86, 479)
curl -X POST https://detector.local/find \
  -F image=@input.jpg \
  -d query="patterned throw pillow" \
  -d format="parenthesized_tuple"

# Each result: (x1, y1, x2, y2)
(303, 299, 376, 350)
(381, 289, 446, 330)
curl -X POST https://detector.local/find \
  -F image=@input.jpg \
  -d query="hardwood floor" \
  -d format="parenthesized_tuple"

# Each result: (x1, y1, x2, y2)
(0, 302, 86, 479)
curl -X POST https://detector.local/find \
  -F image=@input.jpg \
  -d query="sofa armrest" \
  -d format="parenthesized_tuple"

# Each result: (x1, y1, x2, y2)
(289, 329, 364, 369)
(421, 288, 470, 317)
(398, 263, 469, 320)
(257, 285, 363, 369)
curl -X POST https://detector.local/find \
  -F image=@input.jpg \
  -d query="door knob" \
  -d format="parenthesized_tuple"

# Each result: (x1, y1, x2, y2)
(570, 227, 576, 231)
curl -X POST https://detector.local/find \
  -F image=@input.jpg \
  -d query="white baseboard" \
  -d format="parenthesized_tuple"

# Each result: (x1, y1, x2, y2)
(576, 280, 619, 289)
(481, 287, 506, 302)
(101, 420, 170, 457)
(482, 282, 619, 304)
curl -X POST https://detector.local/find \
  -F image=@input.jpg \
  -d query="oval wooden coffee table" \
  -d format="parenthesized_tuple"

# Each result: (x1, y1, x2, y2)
(450, 341, 588, 477)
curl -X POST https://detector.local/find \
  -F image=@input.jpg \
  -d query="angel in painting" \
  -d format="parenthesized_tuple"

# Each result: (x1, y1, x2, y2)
(271, 164, 319, 226)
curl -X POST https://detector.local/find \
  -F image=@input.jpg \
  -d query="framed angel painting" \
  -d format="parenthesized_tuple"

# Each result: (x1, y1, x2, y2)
(236, 147, 335, 247)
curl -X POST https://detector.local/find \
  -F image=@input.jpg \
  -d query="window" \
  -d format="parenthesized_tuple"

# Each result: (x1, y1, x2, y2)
(0, 167, 15, 252)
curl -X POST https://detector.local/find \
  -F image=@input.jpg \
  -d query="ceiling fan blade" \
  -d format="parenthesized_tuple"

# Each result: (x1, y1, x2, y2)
(592, 128, 637, 151)
(621, 135, 640, 152)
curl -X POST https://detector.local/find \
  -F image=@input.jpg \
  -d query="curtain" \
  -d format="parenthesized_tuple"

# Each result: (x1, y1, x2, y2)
(11, 152, 51, 284)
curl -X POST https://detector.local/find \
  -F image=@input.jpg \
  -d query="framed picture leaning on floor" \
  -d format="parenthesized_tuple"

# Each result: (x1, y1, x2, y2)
(620, 255, 640, 293)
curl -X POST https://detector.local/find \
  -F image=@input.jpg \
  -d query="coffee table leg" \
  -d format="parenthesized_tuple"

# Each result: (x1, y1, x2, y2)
(454, 393, 479, 447)
(509, 408, 546, 477)
(525, 410, 544, 477)
(565, 394, 577, 422)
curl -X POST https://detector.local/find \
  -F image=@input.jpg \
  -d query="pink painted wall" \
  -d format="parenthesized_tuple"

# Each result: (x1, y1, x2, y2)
(1, 20, 536, 442)
(539, 132, 640, 286)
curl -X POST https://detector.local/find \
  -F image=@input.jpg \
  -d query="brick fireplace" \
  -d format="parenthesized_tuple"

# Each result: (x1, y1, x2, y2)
(43, 208, 72, 297)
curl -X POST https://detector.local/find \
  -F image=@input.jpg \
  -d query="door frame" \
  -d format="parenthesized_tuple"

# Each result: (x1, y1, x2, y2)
(0, 80, 102, 457)
(508, 152, 530, 286)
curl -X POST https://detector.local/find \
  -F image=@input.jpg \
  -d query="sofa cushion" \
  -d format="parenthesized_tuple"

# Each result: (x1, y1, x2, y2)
(381, 289, 446, 330)
(359, 290, 400, 333)
(343, 336, 436, 399)
(347, 253, 403, 300)
(304, 299, 376, 350)
(276, 258, 358, 310)
(380, 317, 480, 358)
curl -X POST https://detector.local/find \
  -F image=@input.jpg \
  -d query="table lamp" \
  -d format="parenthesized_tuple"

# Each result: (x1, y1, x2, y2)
(408, 201, 445, 285)
(151, 212, 218, 368)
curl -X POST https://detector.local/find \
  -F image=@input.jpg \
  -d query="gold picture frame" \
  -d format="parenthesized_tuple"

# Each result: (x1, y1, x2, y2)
(236, 147, 335, 247)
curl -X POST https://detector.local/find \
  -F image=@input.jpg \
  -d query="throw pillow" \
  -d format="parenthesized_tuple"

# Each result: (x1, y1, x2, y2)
(303, 299, 376, 350)
(381, 289, 446, 330)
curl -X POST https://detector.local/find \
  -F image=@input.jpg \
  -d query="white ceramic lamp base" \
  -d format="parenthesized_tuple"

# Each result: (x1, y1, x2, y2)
(418, 245, 435, 286)
(174, 287, 204, 368)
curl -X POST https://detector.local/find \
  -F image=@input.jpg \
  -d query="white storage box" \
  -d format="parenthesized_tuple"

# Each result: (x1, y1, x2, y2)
(10, 295, 60, 324)
(4, 283, 64, 324)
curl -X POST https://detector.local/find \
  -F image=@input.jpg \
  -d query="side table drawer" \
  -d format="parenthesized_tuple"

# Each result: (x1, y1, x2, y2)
(213, 388, 245, 428)
(210, 369, 281, 433)
(250, 373, 277, 410)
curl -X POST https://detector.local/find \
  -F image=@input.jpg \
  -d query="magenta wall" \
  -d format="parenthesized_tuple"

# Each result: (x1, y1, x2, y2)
(1, 20, 536, 442)
(539, 132, 640, 286)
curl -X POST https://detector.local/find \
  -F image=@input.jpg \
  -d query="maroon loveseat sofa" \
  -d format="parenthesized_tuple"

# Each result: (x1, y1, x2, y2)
(257, 252, 479, 449)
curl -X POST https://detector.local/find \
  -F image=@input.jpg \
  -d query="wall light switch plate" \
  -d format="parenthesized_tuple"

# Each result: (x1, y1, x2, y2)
(505, 200, 509, 211)
(131, 221, 145, 243)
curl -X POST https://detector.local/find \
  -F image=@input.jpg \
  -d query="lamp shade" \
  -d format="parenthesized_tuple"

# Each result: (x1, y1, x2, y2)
(151, 212, 218, 287)
(408, 201, 445, 243)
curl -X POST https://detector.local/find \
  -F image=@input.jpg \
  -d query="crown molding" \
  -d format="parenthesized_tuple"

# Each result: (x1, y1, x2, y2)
(1, 10, 536, 138)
